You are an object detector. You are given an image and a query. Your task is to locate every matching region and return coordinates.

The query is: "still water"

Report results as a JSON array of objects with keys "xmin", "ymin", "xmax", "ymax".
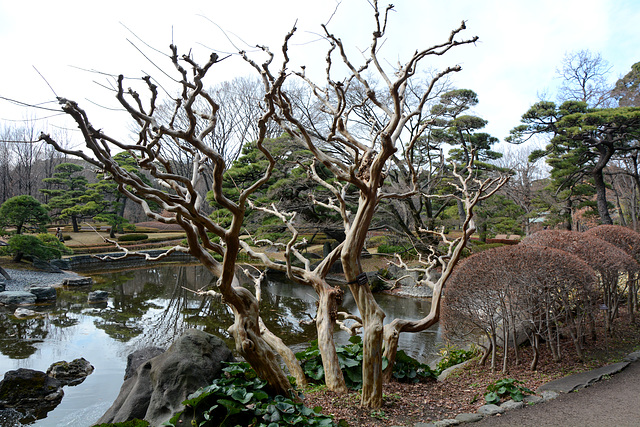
[{"xmin": 0, "ymin": 264, "xmax": 442, "ymax": 426}]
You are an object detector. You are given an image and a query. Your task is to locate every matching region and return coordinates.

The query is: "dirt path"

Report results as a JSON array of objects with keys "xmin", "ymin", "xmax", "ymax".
[{"xmin": 475, "ymin": 361, "xmax": 640, "ymax": 427}]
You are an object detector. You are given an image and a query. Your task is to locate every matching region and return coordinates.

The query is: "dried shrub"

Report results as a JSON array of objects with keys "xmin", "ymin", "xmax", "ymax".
[
  {"xmin": 521, "ymin": 230, "xmax": 640, "ymax": 332},
  {"xmin": 585, "ymin": 225, "xmax": 640, "ymax": 320},
  {"xmin": 443, "ymin": 244, "xmax": 598, "ymax": 372}
]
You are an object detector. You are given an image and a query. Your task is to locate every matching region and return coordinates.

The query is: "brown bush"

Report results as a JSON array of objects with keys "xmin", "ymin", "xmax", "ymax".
[
  {"xmin": 521, "ymin": 230, "xmax": 640, "ymax": 332},
  {"xmin": 443, "ymin": 244, "xmax": 598, "ymax": 372}
]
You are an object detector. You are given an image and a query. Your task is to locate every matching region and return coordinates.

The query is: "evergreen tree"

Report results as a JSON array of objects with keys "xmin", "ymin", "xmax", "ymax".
[
  {"xmin": 509, "ymin": 101, "xmax": 640, "ymax": 225},
  {"xmin": 41, "ymin": 163, "xmax": 103, "ymax": 232},
  {"xmin": 0, "ymin": 195, "xmax": 50, "ymax": 235}
]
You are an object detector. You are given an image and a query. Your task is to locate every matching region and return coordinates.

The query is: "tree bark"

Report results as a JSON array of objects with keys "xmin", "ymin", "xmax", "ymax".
[
  {"xmin": 592, "ymin": 143, "xmax": 614, "ymax": 225},
  {"xmin": 227, "ymin": 286, "xmax": 294, "ymax": 397}
]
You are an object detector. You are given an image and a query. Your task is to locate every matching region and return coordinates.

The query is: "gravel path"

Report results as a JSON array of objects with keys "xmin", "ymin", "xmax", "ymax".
[{"xmin": 1, "ymin": 268, "xmax": 86, "ymax": 291}]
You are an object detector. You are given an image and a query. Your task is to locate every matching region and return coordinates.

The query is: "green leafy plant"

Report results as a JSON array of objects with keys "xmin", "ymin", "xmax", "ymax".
[
  {"xmin": 484, "ymin": 378, "xmax": 534, "ymax": 404},
  {"xmin": 297, "ymin": 336, "xmax": 369, "ymax": 389},
  {"xmin": 164, "ymin": 362, "xmax": 334, "ymax": 427},
  {"xmin": 296, "ymin": 337, "xmax": 437, "ymax": 388},
  {"xmin": 392, "ymin": 350, "xmax": 437, "ymax": 382},
  {"xmin": 436, "ymin": 345, "xmax": 478, "ymax": 373}
]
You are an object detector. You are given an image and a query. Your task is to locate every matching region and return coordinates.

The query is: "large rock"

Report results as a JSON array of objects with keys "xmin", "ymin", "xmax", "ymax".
[
  {"xmin": 49, "ymin": 258, "xmax": 71, "ymax": 270},
  {"xmin": 46, "ymin": 358, "xmax": 94, "ymax": 386},
  {"xmin": 0, "ymin": 368, "xmax": 64, "ymax": 423},
  {"xmin": 124, "ymin": 347, "xmax": 165, "ymax": 380},
  {"xmin": 0, "ymin": 291, "xmax": 36, "ymax": 306},
  {"xmin": 32, "ymin": 257, "xmax": 64, "ymax": 273},
  {"xmin": 13, "ymin": 308, "xmax": 41, "ymax": 319},
  {"xmin": 28, "ymin": 286, "xmax": 57, "ymax": 302},
  {"xmin": 97, "ymin": 329, "xmax": 234, "ymax": 426}
]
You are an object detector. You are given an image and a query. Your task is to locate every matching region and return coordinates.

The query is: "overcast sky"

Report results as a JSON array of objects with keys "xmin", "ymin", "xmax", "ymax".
[{"xmin": 1, "ymin": 0, "xmax": 639, "ymax": 153}]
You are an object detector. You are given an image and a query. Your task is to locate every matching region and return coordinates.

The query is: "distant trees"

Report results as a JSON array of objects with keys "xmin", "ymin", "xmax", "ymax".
[
  {"xmin": 509, "ymin": 101, "xmax": 640, "ymax": 225},
  {"xmin": 2, "ymin": 233, "xmax": 72, "ymax": 262},
  {"xmin": 0, "ymin": 124, "xmax": 68, "ymax": 204},
  {"xmin": 0, "ymin": 195, "xmax": 50, "ymax": 235},
  {"xmin": 507, "ymin": 52, "xmax": 640, "ymax": 229}
]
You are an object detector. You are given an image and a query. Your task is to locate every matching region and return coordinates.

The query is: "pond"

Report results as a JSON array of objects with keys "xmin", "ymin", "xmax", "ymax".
[{"xmin": 0, "ymin": 264, "xmax": 443, "ymax": 426}]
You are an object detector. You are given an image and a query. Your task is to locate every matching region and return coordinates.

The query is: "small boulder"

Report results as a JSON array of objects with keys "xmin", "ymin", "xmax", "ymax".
[
  {"xmin": 0, "ymin": 282, "xmax": 5, "ymax": 292},
  {"xmin": 28, "ymin": 286, "xmax": 57, "ymax": 302},
  {"xmin": 63, "ymin": 277, "xmax": 93, "ymax": 287},
  {"xmin": 0, "ymin": 291, "xmax": 36, "ymax": 306},
  {"xmin": 46, "ymin": 358, "xmax": 94, "ymax": 386},
  {"xmin": 0, "ymin": 369, "xmax": 63, "ymax": 422},
  {"xmin": 88, "ymin": 290, "xmax": 109, "ymax": 304},
  {"xmin": 14, "ymin": 308, "xmax": 41, "ymax": 319},
  {"xmin": 50, "ymin": 258, "xmax": 71, "ymax": 270}
]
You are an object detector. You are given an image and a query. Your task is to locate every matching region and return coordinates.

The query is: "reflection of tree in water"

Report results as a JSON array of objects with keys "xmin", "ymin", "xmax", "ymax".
[
  {"xmin": 0, "ymin": 311, "xmax": 48, "ymax": 359},
  {"xmin": 117, "ymin": 265, "xmax": 321, "ymax": 351},
  {"xmin": 256, "ymin": 280, "xmax": 317, "ymax": 345},
  {"xmin": 126, "ymin": 265, "xmax": 236, "ymax": 350},
  {"xmin": 92, "ymin": 269, "xmax": 167, "ymax": 343}
]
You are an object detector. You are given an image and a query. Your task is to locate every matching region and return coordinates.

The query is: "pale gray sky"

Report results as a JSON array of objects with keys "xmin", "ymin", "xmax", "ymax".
[{"xmin": 1, "ymin": 0, "xmax": 639, "ymax": 150}]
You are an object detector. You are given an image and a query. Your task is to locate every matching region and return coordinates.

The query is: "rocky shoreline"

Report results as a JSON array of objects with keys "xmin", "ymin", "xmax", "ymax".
[{"xmin": 0, "ymin": 268, "xmax": 88, "ymax": 291}]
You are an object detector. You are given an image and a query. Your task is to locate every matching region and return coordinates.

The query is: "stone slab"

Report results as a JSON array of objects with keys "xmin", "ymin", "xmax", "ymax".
[
  {"xmin": 537, "ymin": 362, "xmax": 630, "ymax": 393},
  {"xmin": 455, "ymin": 412, "xmax": 484, "ymax": 423},
  {"xmin": 478, "ymin": 404, "xmax": 504, "ymax": 415}
]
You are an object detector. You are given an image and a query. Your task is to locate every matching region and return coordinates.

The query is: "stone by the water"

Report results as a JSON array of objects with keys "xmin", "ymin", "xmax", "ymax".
[
  {"xmin": 0, "ymin": 368, "xmax": 63, "ymax": 423},
  {"xmin": 87, "ymin": 290, "xmax": 109, "ymax": 304},
  {"xmin": 0, "ymin": 291, "xmax": 36, "ymax": 306},
  {"xmin": 46, "ymin": 358, "xmax": 94, "ymax": 386},
  {"xmin": 27, "ymin": 286, "xmax": 57, "ymax": 302},
  {"xmin": 97, "ymin": 329, "xmax": 234, "ymax": 426},
  {"xmin": 13, "ymin": 308, "xmax": 40, "ymax": 319},
  {"xmin": 62, "ymin": 277, "xmax": 93, "ymax": 287}
]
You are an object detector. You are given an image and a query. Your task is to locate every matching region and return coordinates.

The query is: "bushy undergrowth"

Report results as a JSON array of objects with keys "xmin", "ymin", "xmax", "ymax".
[
  {"xmin": 295, "ymin": 337, "xmax": 478, "ymax": 388},
  {"xmin": 484, "ymin": 378, "xmax": 534, "ymax": 404},
  {"xmin": 165, "ymin": 362, "xmax": 335, "ymax": 427},
  {"xmin": 377, "ymin": 244, "xmax": 417, "ymax": 258}
]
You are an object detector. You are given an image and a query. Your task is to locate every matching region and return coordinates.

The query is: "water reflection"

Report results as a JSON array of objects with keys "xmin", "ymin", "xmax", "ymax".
[{"xmin": 0, "ymin": 264, "xmax": 442, "ymax": 426}]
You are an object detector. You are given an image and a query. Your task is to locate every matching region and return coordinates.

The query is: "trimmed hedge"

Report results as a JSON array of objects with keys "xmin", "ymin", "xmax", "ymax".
[{"xmin": 117, "ymin": 233, "xmax": 149, "ymax": 242}]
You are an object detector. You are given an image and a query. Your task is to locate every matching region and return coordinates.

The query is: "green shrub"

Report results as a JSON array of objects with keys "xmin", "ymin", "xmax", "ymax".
[
  {"xmin": 377, "ymin": 244, "xmax": 417, "ymax": 258},
  {"xmin": 296, "ymin": 336, "xmax": 437, "ymax": 389},
  {"xmin": 117, "ymin": 233, "xmax": 149, "ymax": 242},
  {"xmin": 296, "ymin": 336, "xmax": 366, "ymax": 389},
  {"xmin": 1, "ymin": 233, "xmax": 73, "ymax": 262},
  {"xmin": 436, "ymin": 345, "xmax": 478, "ymax": 373},
  {"xmin": 392, "ymin": 350, "xmax": 438, "ymax": 382},
  {"xmin": 122, "ymin": 223, "xmax": 137, "ymax": 232},
  {"xmin": 484, "ymin": 378, "xmax": 534, "ymax": 404},
  {"xmin": 368, "ymin": 235, "xmax": 388, "ymax": 246},
  {"xmin": 166, "ymin": 362, "xmax": 335, "ymax": 427}
]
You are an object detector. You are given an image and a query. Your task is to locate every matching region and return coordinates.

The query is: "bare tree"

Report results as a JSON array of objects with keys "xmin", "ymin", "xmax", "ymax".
[
  {"xmin": 497, "ymin": 145, "xmax": 546, "ymax": 235},
  {"xmin": 556, "ymin": 49, "xmax": 614, "ymax": 108},
  {"xmin": 258, "ymin": 2, "xmax": 481, "ymax": 407},
  {"xmin": 39, "ymin": 43, "xmax": 297, "ymax": 396}
]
